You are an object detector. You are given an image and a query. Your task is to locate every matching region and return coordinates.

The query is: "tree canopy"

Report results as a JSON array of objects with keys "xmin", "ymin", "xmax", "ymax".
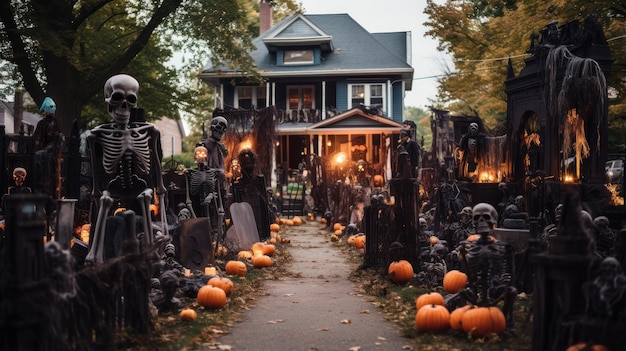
[
  {"xmin": 424, "ymin": 0, "xmax": 626, "ymax": 143},
  {"xmin": 0, "ymin": 0, "xmax": 299, "ymax": 136}
]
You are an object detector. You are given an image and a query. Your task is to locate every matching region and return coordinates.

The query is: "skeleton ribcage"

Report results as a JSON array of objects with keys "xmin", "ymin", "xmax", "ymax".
[
  {"xmin": 189, "ymin": 169, "xmax": 218, "ymax": 197},
  {"xmin": 98, "ymin": 127, "xmax": 151, "ymax": 176}
]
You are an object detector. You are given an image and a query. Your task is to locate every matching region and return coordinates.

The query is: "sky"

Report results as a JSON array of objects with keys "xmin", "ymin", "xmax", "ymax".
[{"xmin": 298, "ymin": 0, "xmax": 454, "ymax": 109}]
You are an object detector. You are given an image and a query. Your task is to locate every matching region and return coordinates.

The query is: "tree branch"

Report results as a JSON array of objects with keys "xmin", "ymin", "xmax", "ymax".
[
  {"xmin": 0, "ymin": 0, "xmax": 45, "ymax": 101},
  {"xmin": 87, "ymin": 0, "xmax": 184, "ymax": 95}
]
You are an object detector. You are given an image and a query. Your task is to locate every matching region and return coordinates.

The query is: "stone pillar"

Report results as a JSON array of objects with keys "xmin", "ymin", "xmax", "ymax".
[{"xmin": 531, "ymin": 191, "xmax": 597, "ymax": 351}]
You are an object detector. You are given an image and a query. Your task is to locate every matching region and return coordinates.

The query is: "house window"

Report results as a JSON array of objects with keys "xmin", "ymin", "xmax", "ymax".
[
  {"xmin": 236, "ymin": 86, "xmax": 267, "ymax": 109},
  {"xmin": 349, "ymin": 83, "xmax": 385, "ymax": 109},
  {"xmin": 287, "ymin": 86, "xmax": 314, "ymax": 110},
  {"xmin": 284, "ymin": 50, "xmax": 314, "ymax": 65}
]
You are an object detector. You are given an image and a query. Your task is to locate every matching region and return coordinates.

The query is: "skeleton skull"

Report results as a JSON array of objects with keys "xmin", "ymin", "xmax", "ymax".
[
  {"xmin": 459, "ymin": 206, "xmax": 473, "ymax": 224},
  {"xmin": 593, "ymin": 216, "xmax": 610, "ymax": 231},
  {"xmin": 419, "ymin": 217, "xmax": 427, "ymax": 232},
  {"xmin": 210, "ymin": 116, "xmax": 228, "ymax": 141},
  {"xmin": 472, "ymin": 203, "xmax": 498, "ymax": 234},
  {"xmin": 104, "ymin": 74, "xmax": 139, "ymax": 124},
  {"xmin": 469, "ymin": 122, "xmax": 479, "ymax": 135},
  {"xmin": 194, "ymin": 146, "xmax": 208, "ymax": 164},
  {"xmin": 12, "ymin": 167, "xmax": 27, "ymax": 186},
  {"xmin": 554, "ymin": 204, "xmax": 564, "ymax": 222}
]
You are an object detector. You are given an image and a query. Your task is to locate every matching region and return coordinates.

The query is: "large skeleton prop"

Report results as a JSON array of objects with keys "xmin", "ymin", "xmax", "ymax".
[
  {"xmin": 457, "ymin": 203, "xmax": 517, "ymax": 328},
  {"xmin": 85, "ymin": 74, "xmax": 168, "ymax": 265}
]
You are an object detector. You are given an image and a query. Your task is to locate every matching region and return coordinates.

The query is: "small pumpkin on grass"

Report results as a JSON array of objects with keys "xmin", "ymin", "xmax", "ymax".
[
  {"xmin": 354, "ymin": 235, "xmax": 366, "ymax": 249},
  {"xmin": 208, "ymin": 276, "xmax": 234, "ymax": 296},
  {"xmin": 443, "ymin": 270, "xmax": 468, "ymax": 293},
  {"xmin": 252, "ymin": 254, "xmax": 273, "ymax": 268},
  {"xmin": 449, "ymin": 304, "xmax": 474, "ymax": 330},
  {"xmin": 565, "ymin": 343, "xmax": 610, "ymax": 351},
  {"xmin": 415, "ymin": 291, "xmax": 445, "ymax": 311},
  {"xmin": 197, "ymin": 285, "xmax": 227, "ymax": 309},
  {"xmin": 461, "ymin": 306, "xmax": 506, "ymax": 337},
  {"xmin": 225, "ymin": 260, "xmax": 247, "ymax": 277},
  {"xmin": 179, "ymin": 308, "xmax": 197, "ymax": 321},
  {"xmin": 415, "ymin": 304, "xmax": 450, "ymax": 332},
  {"xmin": 388, "ymin": 260, "xmax": 414, "ymax": 284}
]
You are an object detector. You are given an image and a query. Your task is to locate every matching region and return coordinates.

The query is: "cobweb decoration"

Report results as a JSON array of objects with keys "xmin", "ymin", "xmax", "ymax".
[{"xmin": 545, "ymin": 46, "xmax": 607, "ymax": 162}]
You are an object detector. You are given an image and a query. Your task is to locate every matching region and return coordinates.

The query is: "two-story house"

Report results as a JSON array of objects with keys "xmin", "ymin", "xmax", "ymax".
[{"xmin": 199, "ymin": 7, "xmax": 414, "ymax": 184}]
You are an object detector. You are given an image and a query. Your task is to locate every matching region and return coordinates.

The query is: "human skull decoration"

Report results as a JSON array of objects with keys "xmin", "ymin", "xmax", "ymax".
[
  {"xmin": 593, "ymin": 216, "xmax": 610, "ymax": 231},
  {"xmin": 554, "ymin": 204, "xmax": 564, "ymax": 223},
  {"xmin": 472, "ymin": 203, "xmax": 498, "ymax": 234},
  {"xmin": 419, "ymin": 217, "xmax": 427, "ymax": 232},
  {"xmin": 12, "ymin": 167, "xmax": 27, "ymax": 187},
  {"xmin": 459, "ymin": 206, "xmax": 473, "ymax": 224},
  {"xmin": 210, "ymin": 116, "xmax": 228, "ymax": 141},
  {"xmin": 469, "ymin": 122, "xmax": 479, "ymax": 135},
  {"xmin": 104, "ymin": 74, "xmax": 139, "ymax": 124},
  {"xmin": 194, "ymin": 145, "xmax": 208, "ymax": 164}
]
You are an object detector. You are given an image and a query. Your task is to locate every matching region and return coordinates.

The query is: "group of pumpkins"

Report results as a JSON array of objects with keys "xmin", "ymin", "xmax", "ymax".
[
  {"xmin": 180, "ymin": 221, "xmax": 286, "ymax": 321},
  {"xmin": 327, "ymin": 222, "xmax": 366, "ymax": 250},
  {"xmin": 387, "ymin": 260, "xmax": 508, "ymax": 338}
]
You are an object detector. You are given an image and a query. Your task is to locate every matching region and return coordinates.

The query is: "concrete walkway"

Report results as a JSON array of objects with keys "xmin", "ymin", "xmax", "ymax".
[{"xmin": 214, "ymin": 220, "xmax": 414, "ymax": 351}]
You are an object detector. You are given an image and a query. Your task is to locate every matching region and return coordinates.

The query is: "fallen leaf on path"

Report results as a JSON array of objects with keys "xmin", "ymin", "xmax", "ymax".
[
  {"xmin": 340, "ymin": 319, "xmax": 352, "ymax": 324},
  {"xmin": 359, "ymin": 309, "xmax": 370, "ymax": 314},
  {"xmin": 320, "ymin": 327, "xmax": 329, "ymax": 331},
  {"xmin": 349, "ymin": 347, "xmax": 361, "ymax": 351},
  {"xmin": 267, "ymin": 319, "xmax": 284, "ymax": 324},
  {"xmin": 377, "ymin": 336, "xmax": 386, "ymax": 341}
]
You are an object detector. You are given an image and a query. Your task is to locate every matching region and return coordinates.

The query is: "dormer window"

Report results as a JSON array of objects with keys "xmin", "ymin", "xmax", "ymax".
[{"xmin": 284, "ymin": 50, "xmax": 314, "ymax": 65}]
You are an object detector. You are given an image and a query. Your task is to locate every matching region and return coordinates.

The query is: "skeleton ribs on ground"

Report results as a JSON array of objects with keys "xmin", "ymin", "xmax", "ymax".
[{"xmin": 85, "ymin": 74, "xmax": 168, "ymax": 265}]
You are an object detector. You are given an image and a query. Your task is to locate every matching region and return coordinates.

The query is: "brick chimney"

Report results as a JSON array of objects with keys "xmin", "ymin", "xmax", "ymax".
[{"xmin": 259, "ymin": 1, "xmax": 272, "ymax": 35}]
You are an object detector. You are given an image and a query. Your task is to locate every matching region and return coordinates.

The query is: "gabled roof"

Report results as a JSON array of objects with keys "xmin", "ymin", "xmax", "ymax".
[
  {"xmin": 201, "ymin": 13, "xmax": 413, "ymax": 87},
  {"xmin": 262, "ymin": 15, "xmax": 333, "ymax": 52},
  {"xmin": 277, "ymin": 107, "xmax": 403, "ymax": 135}
]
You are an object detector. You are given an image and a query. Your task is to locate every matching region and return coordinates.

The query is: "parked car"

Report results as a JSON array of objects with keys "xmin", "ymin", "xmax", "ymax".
[{"xmin": 605, "ymin": 159, "xmax": 623, "ymax": 182}]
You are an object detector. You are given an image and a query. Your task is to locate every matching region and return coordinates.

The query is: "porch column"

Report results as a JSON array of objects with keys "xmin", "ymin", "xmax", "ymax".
[
  {"xmin": 387, "ymin": 80, "xmax": 392, "ymax": 119},
  {"xmin": 219, "ymin": 84, "xmax": 224, "ymax": 109},
  {"xmin": 272, "ymin": 82, "xmax": 276, "ymax": 106},
  {"xmin": 271, "ymin": 145, "xmax": 276, "ymax": 188},
  {"xmin": 322, "ymin": 81, "xmax": 326, "ymax": 120},
  {"xmin": 266, "ymin": 82, "xmax": 271, "ymax": 106},
  {"xmin": 317, "ymin": 135, "xmax": 323, "ymax": 158}
]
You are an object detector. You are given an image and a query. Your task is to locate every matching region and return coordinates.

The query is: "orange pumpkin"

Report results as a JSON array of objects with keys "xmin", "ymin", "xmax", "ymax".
[
  {"xmin": 373, "ymin": 174, "xmax": 384, "ymax": 187},
  {"xmin": 292, "ymin": 216, "xmax": 303, "ymax": 225},
  {"xmin": 225, "ymin": 260, "xmax": 247, "ymax": 277},
  {"xmin": 461, "ymin": 306, "xmax": 506, "ymax": 337},
  {"xmin": 270, "ymin": 223, "xmax": 280, "ymax": 232},
  {"xmin": 415, "ymin": 304, "xmax": 450, "ymax": 332},
  {"xmin": 262, "ymin": 244, "xmax": 276, "ymax": 256},
  {"xmin": 443, "ymin": 270, "xmax": 468, "ymax": 293},
  {"xmin": 237, "ymin": 250, "xmax": 253, "ymax": 260},
  {"xmin": 449, "ymin": 304, "xmax": 474, "ymax": 330},
  {"xmin": 208, "ymin": 276, "xmax": 234, "ymax": 296},
  {"xmin": 333, "ymin": 223, "xmax": 343, "ymax": 231},
  {"xmin": 415, "ymin": 292, "xmax": 445, "ymax": 311},
  {"xmin": 197, "ymin": 285, "xmax": 227, "ymax": 309},
  {"xmin": 347, "ymin": 234, "xmax": 357, "ymax": 245},
  {"xmin": 252, "ymin": 254, "xmax": 273, "ymax": 268},
  {"xmin": 566, "ymin": 343, "xmax": 610, "ymax": 351},
  {"xmin": 251, "ymin": 242, "xmax": 266, "ymax": 256},
  {"xmin": 354, "ymin": 235, "xmax": 366, "ymax": 249},
  {"xmin": 388, "ymin": 260, "xmax": 414, "ymax": 284},
  {"xmin": 334, "ymin": 229, "xmax": 343, "ymax": 236},
  {"xmin": 429, "ymin": 236, "xmax": 440, "ymax": 245},
  {"xmin": 320, "ymin": 218, "xmax": 327, "ymax": 224},
  {"xmin": 179, "ymin": 308, "xmax": 197, "ymax": 321}
]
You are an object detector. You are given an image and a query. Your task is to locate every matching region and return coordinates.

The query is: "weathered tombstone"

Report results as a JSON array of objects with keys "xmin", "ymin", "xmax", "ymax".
[
  {"xmin": 226, "ymin": 202, "xmax": 260, "ymax": 252},
  {"xmin": 0, "ymin": 194, "xmax": 49, "ymax": 350},
  {"xmin": 178, "ymin": 218, "xmax": 215, "ymax": 271}
]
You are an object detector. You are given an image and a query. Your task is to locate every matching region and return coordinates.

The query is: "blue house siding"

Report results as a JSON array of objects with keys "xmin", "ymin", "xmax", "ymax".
[
  {"xmin": 336, "ymin": 81, "xmax": 348, "ymax": 112},
  {"xmin": 392, "ymin": 83, "xmax": 404, "ymax": 123}
]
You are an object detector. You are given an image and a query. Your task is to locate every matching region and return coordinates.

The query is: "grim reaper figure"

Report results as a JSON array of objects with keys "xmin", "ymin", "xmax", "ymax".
[{"xmin": 85, "ymin": 74, "xmax": 168, "ymax": 265}]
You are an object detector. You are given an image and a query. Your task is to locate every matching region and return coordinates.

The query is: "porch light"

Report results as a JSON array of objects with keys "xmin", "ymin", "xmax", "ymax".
[{"xmin": 334, "ymin": 152, "xmax": 346, "ymax": 166}]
